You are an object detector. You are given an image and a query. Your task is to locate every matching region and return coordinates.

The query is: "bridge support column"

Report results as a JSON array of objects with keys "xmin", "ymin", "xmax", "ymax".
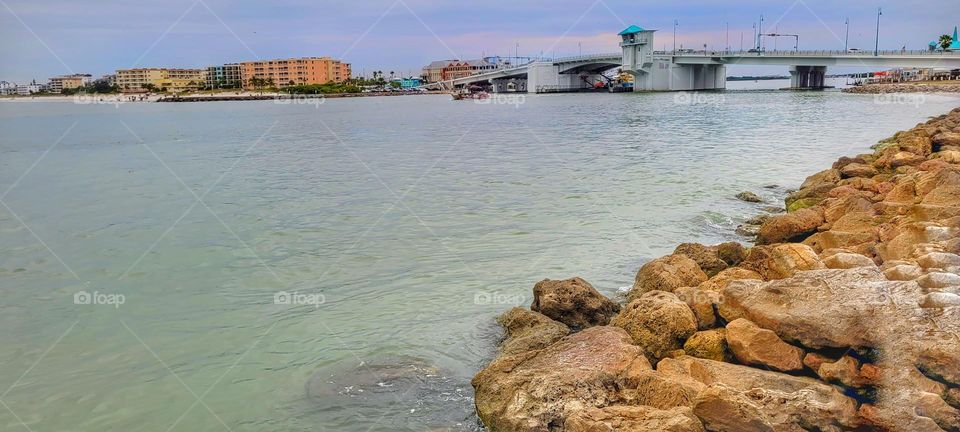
[
  {"xmin": 789, "ymin": 65, "xmax": 828, "ymax": 89},
  {"xmin": 489, "ymin": 78, "xmax": 527, "ymax": 93}
]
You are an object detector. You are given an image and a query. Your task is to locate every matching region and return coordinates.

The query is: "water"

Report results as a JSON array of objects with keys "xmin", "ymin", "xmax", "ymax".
[{"xmin": 1, "ymin": 88, "xmax": 958, "ymax": 432}]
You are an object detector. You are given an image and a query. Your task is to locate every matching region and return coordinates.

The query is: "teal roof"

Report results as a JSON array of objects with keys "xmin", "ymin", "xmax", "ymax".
[
  {"xmin": 618, "ymin": 25, "xmax": 645, "ymax": 35},
  {"xmin": 951, "ymin": 26, "xmax": 960, "ymax": 49}
]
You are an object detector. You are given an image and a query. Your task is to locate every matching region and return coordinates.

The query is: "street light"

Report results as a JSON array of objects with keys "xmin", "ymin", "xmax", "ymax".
[
  {"xmin": 673, "ymin": 19, "xmax": 678, "ymax": 53},
  {"xmin": 758, "ymin": 14, "xmax": 764, "ymax": 50},
  {"xmin": 874, "ymin": 8, "xmax": 882, "ymax": 56},
  {"xmin": 844, "ymin": 18, "xmax": 850, "ymax": 51}
]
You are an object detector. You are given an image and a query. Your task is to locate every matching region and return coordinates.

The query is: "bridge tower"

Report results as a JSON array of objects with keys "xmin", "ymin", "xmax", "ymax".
[{"xmin": 619, "ymin": 25, "xmax": 655, "ymax": 89}]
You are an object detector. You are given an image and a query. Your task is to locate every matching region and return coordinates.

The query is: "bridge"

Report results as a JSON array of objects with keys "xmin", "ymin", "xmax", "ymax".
[{"xmin": 427, "ymin": 25, "xmax": 960, "ymax": 93}]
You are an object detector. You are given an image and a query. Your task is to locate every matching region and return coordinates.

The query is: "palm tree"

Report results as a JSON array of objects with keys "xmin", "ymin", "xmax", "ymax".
[{"xmin": 940, "ymin": 34, "xmax": 953, "ymax": 51}]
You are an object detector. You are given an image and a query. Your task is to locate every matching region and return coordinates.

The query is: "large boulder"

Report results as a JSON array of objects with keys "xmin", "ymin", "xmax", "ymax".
[
  {"xmin": 682, "ymin": 329, "xmax": 729, "ymax": 362},
  {"xmin": 673, "ymin": 243, "xmax": 728, "ymax": 277},
  {"xmin": 739, "ymin": 243, "xmax": 825, "ymax": 280},
  {"xmin": 611, "ymin": 291, "xmax": 698, "ymax": 360},
  {"xmin": 562, "ymin": 406, "xmax": 705, "ymax": 432},
  {"xmin": 756, "ymin": 207, "xmax": 824, "ymax": 244},
  {"xmin": 532, "ymin": 277, "xmax": 620, "ymax": 330},
  {"xmin": 630, "ymin": 254, "xmax": 708, "ymax": 300},
  {"xmin": 496, "ymin": 307, "xmax": 570, "ymax": 356},
  {"xmin": 725, "ymin": 318, "xmax": 805, "ymax": 372},
  {"xmin": 472, "ymin": 326, "xmax": 652, "ymax": 432},
  {"xmin": 657, "ymin": 356, "xmax": 861, "ymax": 432}
]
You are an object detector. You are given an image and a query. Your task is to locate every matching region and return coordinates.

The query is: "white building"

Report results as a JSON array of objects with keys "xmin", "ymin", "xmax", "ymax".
[
  {"xmin": 0, "ymin": 81, "xmax": 16, "ymax": 95},
  {"xmin": 16, "ymin": 83, "xmax": 44, "ymax": 95}
]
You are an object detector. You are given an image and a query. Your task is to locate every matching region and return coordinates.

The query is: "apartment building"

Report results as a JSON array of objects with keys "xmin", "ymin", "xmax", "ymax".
[
  {"xmin": 420, "ymin": 58, "xmax": 505, "ymax": 83},
  {"xmin": 238, "ymin": 57, "xmax": 351, "ymax": 89},
  {"xmin": 47, "ymin": 74, "xmax": 93, "ymax": 93},
  {"xmin": 205, "ymin": 64, "xmax": 242, "ymax": 89},
  {"xmin": 115, "ymin": 68, "xmax": 207, "ymax": 92}
]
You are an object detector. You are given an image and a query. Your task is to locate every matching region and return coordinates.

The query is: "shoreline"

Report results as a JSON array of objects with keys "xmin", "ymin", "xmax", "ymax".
[
  {"xmin": 844, "ymin": 82, "xmax": 960, "ymax": 94},
  {"xmin": 472, "ymin": 107, "xmax": 960, "ymax": 430},
  {"xmin": 0, "ymin": 91, "xmax": 443, "ymax": 103}
]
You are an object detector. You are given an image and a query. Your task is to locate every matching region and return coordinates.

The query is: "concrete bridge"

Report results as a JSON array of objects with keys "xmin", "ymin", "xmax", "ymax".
[{"xmin": 428, "ymin": 25, "xmax": 960, "ymax": 93}]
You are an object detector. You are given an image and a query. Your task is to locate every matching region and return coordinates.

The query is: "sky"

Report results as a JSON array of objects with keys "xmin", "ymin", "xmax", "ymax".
[{"xmin": 1, "ymin": 0, "xmax": 958, "ymax": 82}]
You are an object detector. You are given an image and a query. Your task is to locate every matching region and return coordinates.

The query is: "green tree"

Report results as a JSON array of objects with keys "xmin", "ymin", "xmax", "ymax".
[{"xmin": 940, "ymin": 34, "xmax": 954, "ymax": 51}]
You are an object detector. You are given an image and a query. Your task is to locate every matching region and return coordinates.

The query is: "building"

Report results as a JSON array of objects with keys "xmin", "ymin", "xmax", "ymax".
[
  {"xmin": 397, "ymin": 77, "xmax": 422, "ymax": 88},
  {"xmin": 238, "ymin": 57, "xmax": 351, "ymax": 89},
  {"xmin": 420, "ymin": 57, "xmax": 507, "ymax": 83},
  {"xmin": 47, "ymin": 74, "xmax": 92, "ymax": 93},
  {"xmin": 0, "ymin": 81, "xmax": 16, "ymax": 95},
  {"xmin": 16, "ymin": 82, "xmax": 44, "ymax": 95},
  {"xmin": 951, "ymin": 27, "xmax": 960, "ymax": 51},
  {"xmin": 205, "ymin": 63, "xmax": 242, "ymax": 89},
  {"xmin": 115, "ymin": 68, "xmax": 207, "ymax": 92}
]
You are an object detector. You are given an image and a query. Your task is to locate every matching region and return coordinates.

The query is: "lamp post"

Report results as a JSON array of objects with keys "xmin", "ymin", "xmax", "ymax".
[
  {"xmin": 844, "ymin": 18, "xmax": 850, "ymax": 51},
  {"xmin": 758, "ymin": 14, "xmax": 764, "ymax": 50},
  {"xmin": 874, "ymin": 8, "xmax": 882, "ymax": 56},
  {"xmin": 673, "ymin": 19, "xmax": 678, "ymax": 53}
]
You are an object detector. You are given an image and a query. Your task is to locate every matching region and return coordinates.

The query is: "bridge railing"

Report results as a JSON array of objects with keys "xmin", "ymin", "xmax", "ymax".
[
  {"xmin": 549, "ymin": 53, "xmax": 624, "ymax": 63},
  {"xmin": 656, "ymin": 49, "xmax": 960, "ymax": 57}
]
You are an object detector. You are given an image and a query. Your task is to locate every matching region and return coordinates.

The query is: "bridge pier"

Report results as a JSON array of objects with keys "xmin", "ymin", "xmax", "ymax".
[
  {"xmin": 489, "ymin": 78, "xmax": 527, "ymax": 93},
  {"xmin": 789, "ymin": 65, "xmax": 828, "ymax": 89}
]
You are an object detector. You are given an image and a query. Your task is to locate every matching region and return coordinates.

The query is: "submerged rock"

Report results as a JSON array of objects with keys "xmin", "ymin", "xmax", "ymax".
[{"xmin": 736, "ymin": 191, "xmax": 763, "ymax": 203}]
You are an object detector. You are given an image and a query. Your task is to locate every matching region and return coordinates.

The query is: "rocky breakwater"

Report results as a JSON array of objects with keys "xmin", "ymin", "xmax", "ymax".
[
  {"xmin": 471, "ymin": 107, "xmax": 960, "ymax": 431},
  {"xmin": 843, "ymin": 83, "xmax": 960, "ymax": 94}
]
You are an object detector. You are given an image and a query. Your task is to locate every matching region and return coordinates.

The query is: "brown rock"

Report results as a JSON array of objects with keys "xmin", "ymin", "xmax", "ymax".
[
  {"xmin": 697, "ymin": 266, "xmax": 763, "ymax": 292},
  {"xmin": 532, "ymin": 277, "xmax": 620, "ymax": 330},
  {"xmin": 611, "ymin": 291, "xmax": 698, "ymax": 360},
  {"xmin": 683, "ymin": 329, "xmax": 729, "ymax": 362},
  {"xmin": 840, "ymin": 162, "xmax": 878, "ymax": 179},
  {"xmin": 822, "ymin": 252, "xmax": 877, "ymax": 269},
  {"xmin": 725, "ymin": 318, "xmax": 805, "ymax": 372},
  {"xmin": 756, "ymin": 207, "xmax": 824, "ymax": 244},
  {"xmin": 674, "ymin": 286, "xmax": 721, "ymax": 329},
  {"xmin": 630, "ymin": 254, "xmax": 708, "ymax": 299},
  {"xmin": 472, "ymin": 326, "xmax": 652, "ymax": 432},
  {"xmin": 496, "ymin": 308, "xmax": 570, "ymax": 356},
  {"xmin": 673, "ymin": 243, "xmax": 728, "ymax": 277},
  {"xmin": 739, "ymin": 243, "xmax": 825, "ymax": 280},
  {"xmin": 563, "ymin": 406, "xmax": 705, "ymax": 432},
  {"xmin": 716, "ymin": 242, "xmax": 747, "ymax": 266}
]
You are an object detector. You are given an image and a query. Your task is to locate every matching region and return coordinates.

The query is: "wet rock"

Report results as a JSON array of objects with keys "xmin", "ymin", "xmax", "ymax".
[
  {"xmin": 563, "ymin": 406, "xmax": 705, "ymax": 432},
  {"xmin": 716, "ymin": 242, "xmax": 747, "ymax": 267},
  {"xmin": 472, "ymin": 326, "xmax": 651, "ymax": 432},
  {"xmin": 532, "ymin": 277, "xmax": 620, "ymax": 330},
  {"xmin": 611, "ymin": 291, "xmax": 697, "ymax": 360},
  {"xmin": 496, "ymin": 307, "xmax": 569, "ymax": 356},
  {"xmin": 736, "ymin": 191, "xmax": 763, "ymax": 203},
  {"xmin": 725, "ymin": 318, "xmax": 804, "ymax": 372},
  {"xmin": 756, "ymin": 207, "xmax": 824, "ymax": 244},
  {"xmin": 630, "ymin": 254, "xmax": 707, "ymax": 300},
  {"xmin": 682, "ymin": 329, "xmax": 729, "ymax": 362},
  {"xmin": 673, "ymin": 243, "xmax": 728, "ymax": 277},
  {"xmin": 739, "ymin": 243, "xmax": 825, "ymax": 280}
]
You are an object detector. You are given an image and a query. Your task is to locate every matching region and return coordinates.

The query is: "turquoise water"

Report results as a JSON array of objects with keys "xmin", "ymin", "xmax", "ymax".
[{"xmin": 1, "ymin": 89, "xmax": 958, "ymax": 431}]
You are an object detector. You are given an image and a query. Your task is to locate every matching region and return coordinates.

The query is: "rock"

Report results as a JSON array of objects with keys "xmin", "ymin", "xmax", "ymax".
[
  {"xmin": 822, "ymin": 252, "xmax": 877, "ymax": 269},
  {"xmin": 840, "ymin": 162, "xmax": 878, "ymax": 179},
  {"xmin": 816, "ymin": 355, "xmax": 865, "ymax": 387},
  {"xmin": 532, "ymin": 277, "xmax": 620, "ymax": 330},
  {"xmin": 472, "ymin": 326, "xmax": 652, "ymax": 432},
  {"xmin": 883, "ymin": 263, "xmax": 924, "ymax": 280},
  {"xmin": 800, "ymin": 168, "xmax": 841, "ymax": 189},
  {"xmin": 673, "ymin": 243, "xmax": 728, "ymax": 277},
  {"xmin": 933, "ymin": 131, "xmax": 960, "ymax": 148},
  {"xmin": 630, "ymin": 254, "xmax": 708, "ymax": 299},
  {"xmin": 739, "ymin": 243, "xmax": 825, "ymax": 280},
  {"xmin": 756, "ymin": 207, "xmax": 824, "ymax": 244},
  {"xmin": 674, "ymin": 286, "xmax": 721, "ymax": 329},
  {"xmin": 736, "ymin": 191, "xmax": 763, "ymax": 203},
  {"xmin": 915, "ymin": 272, "xmax": 960, "ymax": 290},
  {"xmin": 920, "ymin": 292, "xmax": 960, "ymax": 308},
  {"xmin": 716, "ymin": 242, "xmax": 747, "ymax": 266},
  {"xmin": 563, "ymin": 406, "xmax": 705, "ymax": 432},
  {"xmin": 697, "ymin": 267, "xmax": 763, "ymax": 292},
  {"xmin": 917, "ymin": 251, "xmax": 960, "ymax": 269},
  {"xmin": 611, "ymin": 291, "xmax": 698, "ymax": 360},
  {"xmin": 725, "ymin": 318, "xmax": 805, "ymax": 372},
  {"xmin": 683, "ymin": 329, "xmax": 729, "ymax": 362},
  {"xmin": 657, "ymin": 356, "xmax": 860, "ymax": 431},
  {"xmin": 735, "ymin": 223, "xmax": 760, "ymax": 238},
  {"xmin": 786, "ymin": 196, "xmax": 823, "ymax": 213},
  {"xmin": 496, "ymin": 307, "xmax": 570, "ymax": 356}
]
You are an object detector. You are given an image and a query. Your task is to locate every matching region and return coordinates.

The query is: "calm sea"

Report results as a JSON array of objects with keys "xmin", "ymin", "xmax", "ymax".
[{"xmin": 1, "ymin": 83, "xmax": 957, "ymax": 431}]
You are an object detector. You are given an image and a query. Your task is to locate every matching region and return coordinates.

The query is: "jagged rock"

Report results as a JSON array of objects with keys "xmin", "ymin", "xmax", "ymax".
[
  {"xmin": 683, "ymin": 329, "xmax": 729, "ymax": 362},
  {"xmin": 611, "ymin": 291, "xmax": 697, "ymax": 360},
  {"xmin": 756, "ymin": 207, "xmax": 824, "ymax": 244},
  {"xmin": 716, "ymin": 242, "xmax": 747, "ymax": 266},
  {"xmin": 496, "ymin": 308, "xmax": 570, "ymax": 356},
  {"xmin": 800, "ymin": 168, "xmax": 841, "ymax": 189},
  {"xmin": 725, "ymin": 318, "xmax": 805, "ymax": 372},
  {"xmin": 816, "ymin": 355, "xmax": 866, "ymax": 387},
  {"xmin": 532, "ymin": 277, "xmax": 620, "ymax": 330},
  {"xmin": 673, "ymin": 243, "xmax": 728, "ymax": 277},
  {"xmin": 933, "ymin": 131, "xmax": 960, "ymax": 148},
  {"xmin": 739, "ymin": 243, "xmax": 825, "ymax": 280},
  {"xmin": 562, "ymin": 406, "xmax": 705, "ymax": 432},
  {"xmin": 841, "ymin": 162, "xmax": 878, "ymax": 179},
  {"xmin": 630, "ymin": 254, "xmax": 707, "ymax": 300},
  {"xmin": 657, "ymin": 356, "xmax": 860, "ymax": 432},
  {"xmin": 472, "ymin": 326, "xmax": 652, "ymax": 432},
  {"xmin": 736, "ymin": 191, "xmax": 763, "ymax": 203}
]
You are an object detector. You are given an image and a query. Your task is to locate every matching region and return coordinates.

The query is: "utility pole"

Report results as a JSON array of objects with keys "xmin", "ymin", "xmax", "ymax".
[
  {"xmin": 673, "ymin": 19, "xmax": 678, "ymax": 53},
  {"xmin": 740, "ymin": 32, "xmax": 744, "ymax": 51},
  {"xmin": 726, "ymin": 22, "xmax": 730, "ymax": 52},
  {"xmin": 752, "ymin": 23, "xmax": 757, "ymax": 50},
  {"xmin": 844, "ymin": 18, "xmax": 850, "ymax": 51},
  {"xmin": 874, "ymin": 8, "xmax": 882, "ymax": 56},
  {"xmin": 758, "ymin": 15, "xmax": 764, "ymax": 50}
]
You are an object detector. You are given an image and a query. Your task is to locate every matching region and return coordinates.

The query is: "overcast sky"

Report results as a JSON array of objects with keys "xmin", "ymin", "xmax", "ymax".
[{"xmin": 1, "ymin": 0, "xmax": 957, "ymax": 81}]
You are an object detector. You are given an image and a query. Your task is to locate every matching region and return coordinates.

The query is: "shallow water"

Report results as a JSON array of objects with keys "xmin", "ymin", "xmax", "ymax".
[{"xmin": 1, "ymin": 87, "xmax": 958, "ymax": 431}]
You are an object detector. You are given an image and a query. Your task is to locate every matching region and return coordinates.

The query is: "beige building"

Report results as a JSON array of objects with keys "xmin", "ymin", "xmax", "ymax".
[
  {"xmin": 238, "ymin": 57, "xmax": 351, "ymax": 89},
  {"xmin": 115, "ymin": 68, "xmax": 207, "ymax": 92},
  {"xmin": 47, "ymin": 74, "xmax": 92, "ymax": 93}
]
